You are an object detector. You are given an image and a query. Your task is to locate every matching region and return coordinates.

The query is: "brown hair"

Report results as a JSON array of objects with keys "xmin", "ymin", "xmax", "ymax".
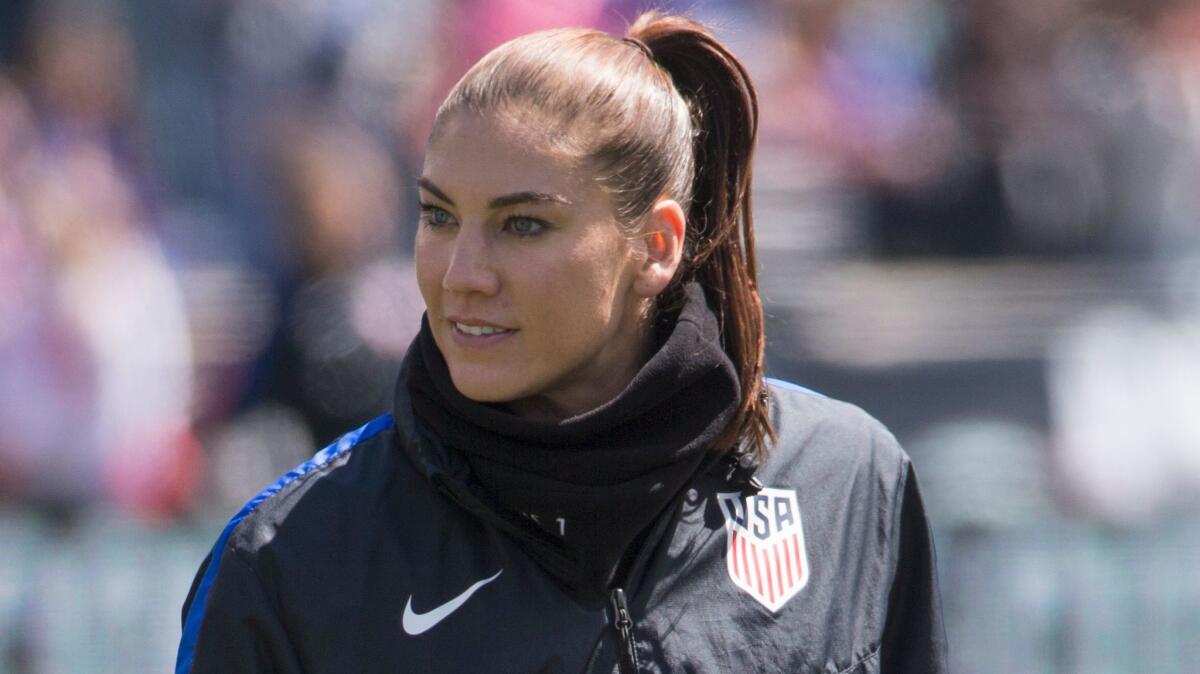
[{"xmin": 431, "ymin": 11, "xmax": 775, "ymax": 457}]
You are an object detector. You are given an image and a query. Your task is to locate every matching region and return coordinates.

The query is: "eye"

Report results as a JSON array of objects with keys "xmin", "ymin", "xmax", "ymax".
[
  {"xmin": 419, "ymin": 204, "xmax": 454, "ymax": 228},
  {"xmin": 505, "ymin": 216, "xmax": 547, "ymax": 238}
]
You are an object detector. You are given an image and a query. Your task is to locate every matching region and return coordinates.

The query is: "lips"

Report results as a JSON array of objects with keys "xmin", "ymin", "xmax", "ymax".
[
  {"xmin": 453, "ymin": 322, "xmax": 513, "ymax": 336},
  {"xmin": 446, "ymin": 317, "xmax": 517, "ymax": 346}
]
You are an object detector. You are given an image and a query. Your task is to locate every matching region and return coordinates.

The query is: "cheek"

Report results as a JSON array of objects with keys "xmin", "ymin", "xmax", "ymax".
[
  {"xmin": 568, "ymin": 230, "xmax": 637, "ymax": 300},
  {"xmin": 527, "ymin": 237, "xmax": 632, "ymax": 327},
  {"xmin": 414, "ymin": 235, "xmax": 446, "ymax": 311}
]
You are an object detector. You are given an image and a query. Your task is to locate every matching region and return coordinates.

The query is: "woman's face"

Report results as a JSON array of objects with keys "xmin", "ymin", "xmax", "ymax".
[{"xmin": 415, "ymin": 112, "xmax": 651, "ymax": 419}]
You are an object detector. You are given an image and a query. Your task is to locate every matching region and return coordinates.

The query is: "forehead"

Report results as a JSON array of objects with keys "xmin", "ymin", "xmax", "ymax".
[{"xmin": 422, "ymin": 111, "xmax": 596, "ymax": 201}]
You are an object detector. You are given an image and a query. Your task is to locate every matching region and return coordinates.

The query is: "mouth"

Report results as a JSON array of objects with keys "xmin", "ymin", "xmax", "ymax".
[
  {"xmin": 452, "ymin": 322, "xmax": 515, "ymax": 337},
  {"xmin": 446, "ymin": 318, "xmax": 518, "ymax": 347}
]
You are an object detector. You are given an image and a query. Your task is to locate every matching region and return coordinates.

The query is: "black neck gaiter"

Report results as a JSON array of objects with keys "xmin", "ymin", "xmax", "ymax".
[{"xmin": 406, "ymin": 283, "xmax": 740, "ymax": 592}]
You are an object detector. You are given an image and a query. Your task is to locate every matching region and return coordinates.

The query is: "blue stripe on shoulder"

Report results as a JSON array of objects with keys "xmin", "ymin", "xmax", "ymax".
[
  {"xmin": 175, "ymin": 414, "xmax": 394, "ymax": 674},
  {"xmin": 765, "ymin": 376, "xmax": 827, "ymax": 399}
]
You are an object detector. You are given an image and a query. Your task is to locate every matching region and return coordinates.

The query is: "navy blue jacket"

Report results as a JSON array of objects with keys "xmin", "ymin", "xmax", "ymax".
[{"xmin": 177, "ymin": 376, "xmax": 946, "ymax": 673}]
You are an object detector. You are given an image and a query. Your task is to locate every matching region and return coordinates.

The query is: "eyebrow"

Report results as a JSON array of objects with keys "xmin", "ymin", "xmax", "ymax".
[{"xmin": 417, "ymin": 178, "xmax": 572, "ymax": 209}]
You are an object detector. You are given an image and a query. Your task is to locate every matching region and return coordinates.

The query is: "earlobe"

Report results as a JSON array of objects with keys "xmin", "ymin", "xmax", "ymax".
[{"xmin": 634, "ymin": 198, "xmax": 686, "ymax": 297}]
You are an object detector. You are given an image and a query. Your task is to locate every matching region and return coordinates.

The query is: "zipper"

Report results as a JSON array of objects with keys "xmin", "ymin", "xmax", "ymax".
[{"xmin": 609, "ymin": 588, "xmax": 639, "ymax": 673}]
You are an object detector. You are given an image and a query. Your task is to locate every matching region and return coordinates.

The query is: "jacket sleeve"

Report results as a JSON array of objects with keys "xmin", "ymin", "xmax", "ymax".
[
  {"xmin": 177, "ymin": 544, "xmax": 303, "ymax": 674},
  {"xmin": 879, "ymin": 462, "xmax": 949, "ymax": 672}
]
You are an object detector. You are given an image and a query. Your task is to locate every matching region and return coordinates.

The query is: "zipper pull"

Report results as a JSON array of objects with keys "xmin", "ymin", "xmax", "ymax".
[
  {"xmin": 723, "ymin": 450, "xmax": 763, "ymax": 492},
  {"xmin": 609, "ymin": 588, "xmax": 639, "ymax": 673}
]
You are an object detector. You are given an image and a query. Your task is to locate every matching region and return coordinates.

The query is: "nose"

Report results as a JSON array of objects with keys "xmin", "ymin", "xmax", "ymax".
[{"xmin": 442, "ymin": 225, "xmax": 500, "ymax": 296}]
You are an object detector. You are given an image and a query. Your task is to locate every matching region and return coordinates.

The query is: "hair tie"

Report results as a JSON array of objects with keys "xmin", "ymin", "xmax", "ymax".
[{"xmin": 621, "ymin": 36, "xmax": 654, "ymax": 60}]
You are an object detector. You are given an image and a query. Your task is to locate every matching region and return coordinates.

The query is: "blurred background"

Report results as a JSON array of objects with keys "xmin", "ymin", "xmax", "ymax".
[{"xmin": 0, "ymin": 0, "xmax": 1197, "ymax": 671}]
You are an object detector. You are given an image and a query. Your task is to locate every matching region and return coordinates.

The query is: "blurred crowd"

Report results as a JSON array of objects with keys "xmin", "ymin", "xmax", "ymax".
[{"xmin": 0, "ymin": 0, "xmax": 1198, "ymax": 671}]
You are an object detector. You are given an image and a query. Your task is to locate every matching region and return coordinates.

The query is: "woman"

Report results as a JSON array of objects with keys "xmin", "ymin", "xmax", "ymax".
[{"xmin": 177, "ymin": 12, "xmax": 946, "ymax": 673}]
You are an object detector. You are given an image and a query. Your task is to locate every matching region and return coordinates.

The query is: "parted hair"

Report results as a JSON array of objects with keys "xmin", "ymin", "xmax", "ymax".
[{"xmin": 431, "ymin": 11, "xmax": 775, "ymax": 457}]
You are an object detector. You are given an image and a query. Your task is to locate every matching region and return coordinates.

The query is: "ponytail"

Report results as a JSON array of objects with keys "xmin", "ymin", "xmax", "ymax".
[{"xmin": 629, "ymin": 13, "xmax": 775, "ymax": 458}]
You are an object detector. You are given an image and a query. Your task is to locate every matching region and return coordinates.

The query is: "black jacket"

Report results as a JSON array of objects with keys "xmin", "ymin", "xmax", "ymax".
[{"xmin": 177, "ymin": 376, "xmax": 946, "ymax": 673}]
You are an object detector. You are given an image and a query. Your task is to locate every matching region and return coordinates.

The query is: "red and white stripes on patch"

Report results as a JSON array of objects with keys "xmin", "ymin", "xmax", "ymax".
[{"xmin": 728, "ymin": 530, "xmax": 805, "ymax": 609}]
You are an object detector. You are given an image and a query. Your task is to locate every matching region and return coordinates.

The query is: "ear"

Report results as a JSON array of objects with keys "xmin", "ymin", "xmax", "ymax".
[{"xmin": 633, "ymin": 198, "xmax": 686, "ymax": 298}]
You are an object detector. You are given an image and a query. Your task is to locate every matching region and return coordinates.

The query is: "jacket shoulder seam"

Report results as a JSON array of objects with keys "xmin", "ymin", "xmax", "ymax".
[
  {"xmin": 764, "ymin": 376, "xmax": 827, "ymax": 399},
  {"xmin": 229, "ymin": 414, "xmax": 395, "ymax": 538}
]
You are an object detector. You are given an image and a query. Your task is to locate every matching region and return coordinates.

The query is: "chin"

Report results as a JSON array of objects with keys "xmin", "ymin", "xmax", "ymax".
[{"xmin": 446, "ymin": 363, "xmax": 527, "ymax": 403}]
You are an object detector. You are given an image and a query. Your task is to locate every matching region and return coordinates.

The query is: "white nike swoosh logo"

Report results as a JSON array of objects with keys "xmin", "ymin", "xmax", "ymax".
[{"xmin": 402, "ymin": 569, "xmax": 502, "ymax": 636}]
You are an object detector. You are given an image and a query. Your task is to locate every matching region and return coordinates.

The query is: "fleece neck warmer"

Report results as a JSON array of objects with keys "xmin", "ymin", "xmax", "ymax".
[{"xmin": 405, "ymin": 283, "xmax": 741, "ymax": 593}]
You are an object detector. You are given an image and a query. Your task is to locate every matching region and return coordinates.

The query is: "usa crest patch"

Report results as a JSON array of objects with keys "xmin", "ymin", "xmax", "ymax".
[{"xmin": 718, "ymin": 487, "xmax": 810, "ymax": 612}]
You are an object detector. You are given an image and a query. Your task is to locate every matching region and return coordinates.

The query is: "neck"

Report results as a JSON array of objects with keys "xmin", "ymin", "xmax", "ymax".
[
  {"xmin": 506, "ymin": 358, "xmax": 643, "ymax": 421},
  {"xmin": 507, "ymin": 328, "xmax": 654, "ymax": 421}
]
